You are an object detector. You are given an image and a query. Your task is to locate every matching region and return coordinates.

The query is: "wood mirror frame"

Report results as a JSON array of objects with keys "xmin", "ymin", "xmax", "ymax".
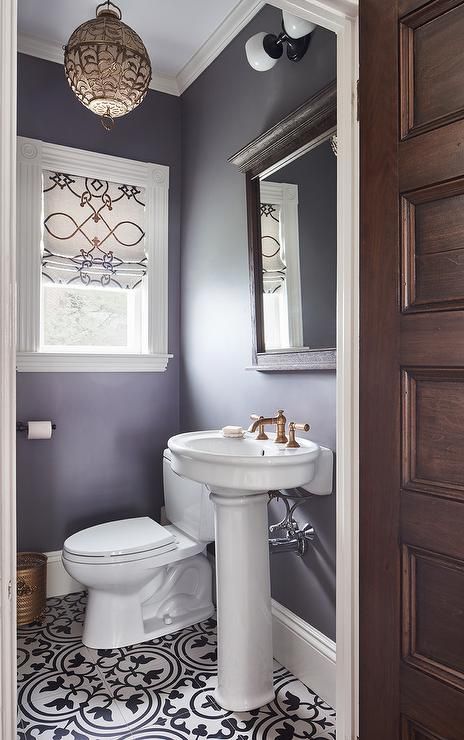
[{"xmin": 229, "ymin": 80, "xmax": 337, "ymax": 371}]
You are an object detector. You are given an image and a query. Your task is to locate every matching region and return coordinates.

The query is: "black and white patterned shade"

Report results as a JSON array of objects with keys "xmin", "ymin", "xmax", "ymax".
[
  {"xmin": 42, "ymin": 171, "xmax": 147, "ymax": 290},
  {"xmin": 260, "ymin": 202, "xmax": 287, "ymax": 294}
]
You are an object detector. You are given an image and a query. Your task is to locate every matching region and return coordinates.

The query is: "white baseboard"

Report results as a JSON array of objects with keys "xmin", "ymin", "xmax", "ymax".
[
  {"xmin": 45, "ymin": 551, "xmax": 83, "ymax": 598},
  {"xmin": 272, "ymin": 599, "xmax": 336, "ymax": 709}
]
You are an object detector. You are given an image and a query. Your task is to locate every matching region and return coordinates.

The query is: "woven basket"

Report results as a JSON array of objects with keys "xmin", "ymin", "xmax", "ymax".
[{"xmin": 17, "ymin": 552, "xmax": 47, "ymax": 626}]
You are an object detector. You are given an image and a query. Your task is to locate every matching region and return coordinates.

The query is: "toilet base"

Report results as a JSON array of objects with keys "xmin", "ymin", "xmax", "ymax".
[{"xmin": 79, "ymin": 553, "xmax": 214, "ymax": 649}]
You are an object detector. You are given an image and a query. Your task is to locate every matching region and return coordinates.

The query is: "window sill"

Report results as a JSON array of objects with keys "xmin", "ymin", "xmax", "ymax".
[{"xmin": 16, "ymin": 352, "xmax": 173, "ymax": 373}]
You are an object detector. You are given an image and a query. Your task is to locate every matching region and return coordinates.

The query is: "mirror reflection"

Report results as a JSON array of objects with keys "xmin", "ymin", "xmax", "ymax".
[{"xmin": 259, "ymin": 136, "xmax": 337, "ymax": 352}]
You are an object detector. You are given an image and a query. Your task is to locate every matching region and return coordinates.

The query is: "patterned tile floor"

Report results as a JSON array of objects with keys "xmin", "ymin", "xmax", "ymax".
[{"xmin": 17, "ymin": 592, "xmax": 336, "ymax": 740}]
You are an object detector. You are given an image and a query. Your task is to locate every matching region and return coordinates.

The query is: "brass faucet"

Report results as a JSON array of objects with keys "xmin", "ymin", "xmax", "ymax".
[{"xmin": 249, "ymin": 410, "xmax": 288, "ymax": 444}]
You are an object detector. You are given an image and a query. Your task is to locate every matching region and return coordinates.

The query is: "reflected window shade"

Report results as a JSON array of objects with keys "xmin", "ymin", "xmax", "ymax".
[
  {"xmin": 260, "ymin": 202, "xmax": 287, "ymax": 294},
  {"xmin": 42, "ymin": 171, "xmax": 147, "ymax": 289}
]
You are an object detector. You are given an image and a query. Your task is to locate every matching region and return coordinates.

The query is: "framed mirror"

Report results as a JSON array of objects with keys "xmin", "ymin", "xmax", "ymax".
[{"xmin": 229, "ymin": 81, "xmax": 337, "ymax": 371}]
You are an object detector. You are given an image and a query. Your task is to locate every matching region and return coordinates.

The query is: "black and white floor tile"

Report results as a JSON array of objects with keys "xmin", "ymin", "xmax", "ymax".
[{"xmin": 18, "ymin": 593, "xmax": 336, "ymax": 740}]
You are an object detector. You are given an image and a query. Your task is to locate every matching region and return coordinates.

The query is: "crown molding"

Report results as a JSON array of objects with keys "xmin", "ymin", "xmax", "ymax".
[
  {"xmin": 18, "ymin": 33, "xmax": 63, "ymax": 65},
  {"xmin": 17, "ymin": 33, "xmax": 180, "ymax": 96},
  {"xmin": 18, "ymin": 0, "xmax": 264, "ymax": 99},
  {"xmin": 151, "ymin": 74, "xmax": 180, "ymax": 97},
  {"xmin": 176, "ymin": 0, "xmax": 264, "ymax": 94}
]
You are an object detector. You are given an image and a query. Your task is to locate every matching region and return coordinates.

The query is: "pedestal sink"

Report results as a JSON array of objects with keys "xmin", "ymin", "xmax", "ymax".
[{"xmin": 168, "ymin": 430, "xmax": 332, "ymax": 712}]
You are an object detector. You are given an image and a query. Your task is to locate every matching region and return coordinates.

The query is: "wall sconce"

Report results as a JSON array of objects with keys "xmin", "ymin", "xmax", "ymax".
[{"xmin": 245, "ymin": 11, "xmax": 316, "ymax": 72}]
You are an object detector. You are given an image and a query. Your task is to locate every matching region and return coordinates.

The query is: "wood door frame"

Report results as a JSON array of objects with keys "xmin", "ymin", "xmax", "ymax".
[
  {"xmin": 358, "ymin": 2, "xmax": 400, "ymax": 734},
  {"xmin": 0, "ymin": 1, "xmax": 359, "ymax": 737}
]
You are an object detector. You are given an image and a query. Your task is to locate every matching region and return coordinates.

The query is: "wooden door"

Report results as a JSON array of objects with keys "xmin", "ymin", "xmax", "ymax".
[{"xmin": 360, "ymin": 1, "xmax": 464, "ymax": 738}]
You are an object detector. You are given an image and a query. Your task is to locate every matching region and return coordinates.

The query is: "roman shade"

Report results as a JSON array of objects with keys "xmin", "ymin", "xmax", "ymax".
[
  {"xmin": 260, "ymin": 201, "xmax": 287, "ymax": 294},
  {"xmin": 42, "ymin": 170, "xmax": 147, "ymax": 289}
]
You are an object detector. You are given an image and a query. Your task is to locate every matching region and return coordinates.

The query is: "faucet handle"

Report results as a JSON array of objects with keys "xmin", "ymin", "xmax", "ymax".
[{"xmin": 287, "ymin": 422, "xmax": 310, "ymax": 449}]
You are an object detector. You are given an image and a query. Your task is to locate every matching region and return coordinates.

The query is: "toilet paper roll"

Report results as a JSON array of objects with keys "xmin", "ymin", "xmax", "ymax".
[{"xmin": 27, "ymin": 421, "xmax": 53, "ymax": 440}]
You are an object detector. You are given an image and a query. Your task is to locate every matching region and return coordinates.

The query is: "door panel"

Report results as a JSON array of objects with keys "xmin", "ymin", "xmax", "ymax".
[
  {"xmin": 403, "ymin": 545, "xmax": 464, "ymax": 690},
  {"xmin": 402, "ymin": 722, "xmax": 449, "ymax": 740},
  {"xmin": 361, "ymin": 0, "xmax": 464, "ymax": 737},
  {"xmin": 402, "ymin": 369, "xmax": 464, "ymax": 495},
  {"xmin": 401, "ymin": 665, "xmax": 464, "ymax": 739},
  {"xmin": 400, "ymin": 1, "xmax": 464, "ymax": 138},
  {"xmin": 402, "ymin": 182, "xmax": 464, "ymax": 312}
]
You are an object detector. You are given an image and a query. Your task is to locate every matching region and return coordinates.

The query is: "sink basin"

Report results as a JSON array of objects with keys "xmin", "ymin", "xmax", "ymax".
[
  {"xmin": 167, "ymin": 428, "xmax": 333, "ymax": 714},
  {"xmin": 168, "ymin": 430, "xmax": 320, "ymax": 492}
]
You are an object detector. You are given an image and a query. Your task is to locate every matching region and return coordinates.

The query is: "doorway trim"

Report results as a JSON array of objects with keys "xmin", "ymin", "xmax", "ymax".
[
  {"xmin": 0, "ymin": 2, "xmax": 358, "ymax": 737},
  {"xmin": 0, "ymin": 1, "xmax": 18, "ymax": 738},
  {"xmin": 266, "ymin": 1, "xmax": 359, "ymax": 738}
]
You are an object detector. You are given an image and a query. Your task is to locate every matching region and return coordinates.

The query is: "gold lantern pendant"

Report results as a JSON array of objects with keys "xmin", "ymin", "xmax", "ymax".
[{"xmin": 64, "ymin": 1, "xmax": 152, "ymax": 130}]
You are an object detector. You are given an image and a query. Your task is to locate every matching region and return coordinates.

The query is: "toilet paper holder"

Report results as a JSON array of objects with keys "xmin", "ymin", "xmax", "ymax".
[{"xmin": 16, "ymin": 421, "xmax": 57, "ymax": 433}]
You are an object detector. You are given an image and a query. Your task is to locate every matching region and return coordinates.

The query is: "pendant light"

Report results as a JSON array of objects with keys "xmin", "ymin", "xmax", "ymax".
[{"xmin": 64, "ymin": 1, "xmax": 152, "ymax": 130}]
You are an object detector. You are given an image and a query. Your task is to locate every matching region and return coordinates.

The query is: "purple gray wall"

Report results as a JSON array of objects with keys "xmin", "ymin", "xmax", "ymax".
[
  {"xmin": 17, "ymin": 53, "xmax": 182, "ymax": 552},
  {"xmin": 180, "ymin": 6, "xmax": 337, "ymax": 639},
  {"xmin": 17, "ymin": 7, "xmax": 337, "ymax": 640}
]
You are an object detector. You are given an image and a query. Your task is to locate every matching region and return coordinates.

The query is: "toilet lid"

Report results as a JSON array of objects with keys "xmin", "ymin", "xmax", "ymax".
[{"xmin": 64, "ymin": 517, "xmax": 176, "ymax": 558}]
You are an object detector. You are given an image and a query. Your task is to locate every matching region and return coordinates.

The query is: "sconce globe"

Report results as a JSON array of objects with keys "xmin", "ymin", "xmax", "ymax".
[
  {"xmin": 245, "ymin": 32, "xmax": 280, "ymax": 71},
  {"xmin": 282, "ymin": 12, "xmax": 316, "ymax": 39}
]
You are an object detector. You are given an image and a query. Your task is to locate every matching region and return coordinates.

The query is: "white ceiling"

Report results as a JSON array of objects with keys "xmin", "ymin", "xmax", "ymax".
[{"xmin": 18, "ymin": 0, "xmax": 263, "ymax": 91}]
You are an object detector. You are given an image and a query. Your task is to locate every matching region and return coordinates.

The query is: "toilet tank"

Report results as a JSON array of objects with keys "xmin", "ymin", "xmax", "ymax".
[{"xmin": 163, "ymin": 449, "xmax": 215, "ymax": 543}]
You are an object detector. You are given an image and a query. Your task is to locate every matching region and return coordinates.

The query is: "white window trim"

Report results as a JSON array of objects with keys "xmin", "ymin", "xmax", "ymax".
[
  {"xmin": 260, "ymin": 180, "xmax": 304, "ymax": 348},
  {"xmin": 16, "ymin": 137, "xmax": 172, "ymax": 372}
]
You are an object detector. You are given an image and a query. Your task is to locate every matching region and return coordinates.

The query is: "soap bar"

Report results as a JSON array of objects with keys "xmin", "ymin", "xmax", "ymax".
[{"xmin": 222, "ymin": 426, "xmax": 244, "ymax": 438}]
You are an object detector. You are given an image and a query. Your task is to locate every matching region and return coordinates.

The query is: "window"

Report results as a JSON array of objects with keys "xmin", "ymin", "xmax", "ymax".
[
  {"xmin": 259, "ymin": 181, "xmax": 304, "ymax": 350},
  {"xmin": 41, "ymin": 170, "xmax": 147, "ymax": 354},
  {"xmin": 17, "ymin": 138, "xmax": 170, "ymax": 371},
  {"xmin": 260, "ymin": 200, "xmax": 290, "ymax": 349}
]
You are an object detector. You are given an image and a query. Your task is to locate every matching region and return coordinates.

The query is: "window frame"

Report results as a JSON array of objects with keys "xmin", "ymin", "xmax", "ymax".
[
  {"xmin": 259, "ymin": 180, "xmax": 304, "ymax": 349},
  {"xmin": 17, "ymin": 137, "xmax": 171, "ymax": 372}
]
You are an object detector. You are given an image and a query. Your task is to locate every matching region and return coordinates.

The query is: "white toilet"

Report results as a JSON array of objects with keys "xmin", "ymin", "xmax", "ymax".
[{"xmin": 62, "ymin": 449, "xmax": 215, "ymax": 649}]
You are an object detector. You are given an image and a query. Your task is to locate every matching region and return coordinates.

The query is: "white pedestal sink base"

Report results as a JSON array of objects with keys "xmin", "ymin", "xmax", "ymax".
[
  {"xmin": 168, "ymin": 430, "xmax": 333, "ymax": 712},
  {"xmin": 211, "ymin": 488, "xmax": 274, "ymax": 712}
]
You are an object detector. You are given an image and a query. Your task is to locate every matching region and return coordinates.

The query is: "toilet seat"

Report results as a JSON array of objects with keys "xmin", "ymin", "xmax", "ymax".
[
  {"xmin": 63, "ymin": 517, "xmax": 177, "ymax": 562},
  {"xmin": 63, "ymin": 524, "xmax": 205, "ymax": 567}
]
